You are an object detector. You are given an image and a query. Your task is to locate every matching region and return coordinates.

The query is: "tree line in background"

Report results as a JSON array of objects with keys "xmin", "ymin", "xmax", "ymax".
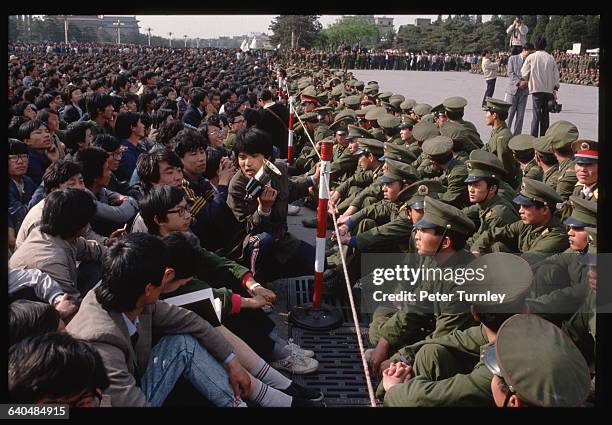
[{"xmin": 8, "ymin": 15, "xmax": 599, "ymax": 54}]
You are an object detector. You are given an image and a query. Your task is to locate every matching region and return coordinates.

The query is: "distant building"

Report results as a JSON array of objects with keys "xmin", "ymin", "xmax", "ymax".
[
  {"xmin": 415, "ymin": 18, "xmax": 432, "ymax": 27},
  {"xmin": 375, "ymin": 16, "xmax": 394, "ymax": 35}
]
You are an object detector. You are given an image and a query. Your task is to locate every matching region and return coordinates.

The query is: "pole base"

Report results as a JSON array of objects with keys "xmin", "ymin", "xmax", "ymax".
[{"xmin": 288, "ymin": 303, "xmax": 344, "ymax": 331}]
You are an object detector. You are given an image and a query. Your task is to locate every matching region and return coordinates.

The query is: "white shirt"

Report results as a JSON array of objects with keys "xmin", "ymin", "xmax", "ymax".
[
  {"xmin": 520, "ymin": 50, "xmax": 560, "ymax": 94},
  {"xmin": 121, "ymin": 313, "xmax": 140, "ymax": 337}
]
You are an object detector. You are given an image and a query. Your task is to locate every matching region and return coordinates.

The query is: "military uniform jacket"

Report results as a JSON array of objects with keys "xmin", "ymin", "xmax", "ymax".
[
  {"xmin": 376, "ymin": 250, "xmax": 477, "ymax": 349},
  {"xmin": 456, "ymin": 119, "xmax": 484, "ymax": 151},
  {"xmin": 329, "ymin": 144, "xmax": 359, "ymax": 187},
  {"xmin": 434, "ymin": 158, "xmax": 470, "ymax": 209},
  {"xmin": 335, "ymin": 164, "xmax": 384, "ymax": 198},
  {"xmin": 572, "ymin": 181, "xmax": 598, "ymax": 202},
  {"xmin": 370, "ymin": 127, "xmax": 387, "ymax": 142},
  {"xmin": 383, "ymin": 324, "xmax": 494, "ymax": 406},
  {"xmin": 388, "ymin": 135, "xmax": 403, "ymax": 146},
  {"xmin": 563, "ymin": 288, "xmax": 596, "ymax": 372},
  {"xmin": 464, "ymin": 194, "xmax": 521, "ymax": 249},
  {"xmin": 522, "ymin": 158, "xmax": 543, "ymax": 181},
  {"xmin": 355, "ymin": 203, "xmax": 414, "ymax": 253},
  {"xmin": 555, "ymin": 158, "xmax": 577, "ymax": 201},
  {"xmin": 542, "ymin": 164, "xmax": 560, "ymax": 190},
  {"xmin": 484, "ymin": 122, "xmax": 521, "ymax": 189},
  {"xmin": 350, "ymin": 180, "xmax": 384, "ymax": 208},
  {"xmin": 415, "ymin": 153, "xmax": 443, "ymax": 179},
  {"xmin": 470, "ymin": 215, "xmax": 570, "ymax": 254},
  {"xmin": 406, "ymin": 139, "xmax": 422, "ymax": 160}
]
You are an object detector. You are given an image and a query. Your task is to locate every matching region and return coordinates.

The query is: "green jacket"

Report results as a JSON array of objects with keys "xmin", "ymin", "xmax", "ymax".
[
  {"xmin": 350, "ymin": 180, "xmax": 384, "ymax": 209},
  {"xmin": 434, "ymin": 158, "xmax": 470, "ymax": 209},
  {"xmin": 464, "ymin": 194, "xmax": 521, "ymax": 249},
  {"xmin": 484, "ymin": 122, "xmax": 520, "ymax": 189},
  {"xmin": 415, "ymin": 153, "xmax": 443, "ymax": 179},
  {"xmin": 470, "ymin": 216, "xmax": 570, "ymax": 254},
  {"xmin": 563, "ymin": 288, "xmax": 596, "ymax": 374},
  {"xmin": 555, "ymin": 158, "xmax": 578, "ymax": 201},
  {"xmin": 329, "ymin": 144, "xmax": 358, "ymax": 188},
  {"xmin": 383, "ymin": 325, "xmax": 494, "ymax": 406},
  {"xmin": 455, "ymin": 119, "xmax": 484, "ymax": 151},
  {"xmin": 334, "ymin": 163, "xmax": 384, "ymax": 198},
  {"xmin": 355, "ymin": 203, "xmax": 414, "ymax": 253},
  {"xmin": 376, "ymin": 250, "xmax": 478, "ymax": 350},
  {"xmin": 542, "ymin": 164, "xmax": 560, "ymax": 190},
  {"xmin": 522, "ymin": 158, "xmax": 543, "ymax": 181}
]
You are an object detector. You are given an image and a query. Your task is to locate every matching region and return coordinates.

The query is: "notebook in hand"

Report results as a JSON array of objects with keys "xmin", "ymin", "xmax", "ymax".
[{"xmin": 163, "ymin": 288, "xmax": 223, "ymax": 327}]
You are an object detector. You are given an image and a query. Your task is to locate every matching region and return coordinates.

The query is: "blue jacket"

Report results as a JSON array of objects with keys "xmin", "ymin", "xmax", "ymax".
[
  {"xmin": 9, "ymin": 175, "xmax": 40, "ymax": 231},
  {"xmin": 117, "ymin": 140, "xmax": 148, "ymax": 182},
  {"xmin": 25, "ymin": 147, "xmax": 52, "ymax": 186},
  {"xmin": 182, "ymin": 104, "xmax": 203, "ymax": 128}
]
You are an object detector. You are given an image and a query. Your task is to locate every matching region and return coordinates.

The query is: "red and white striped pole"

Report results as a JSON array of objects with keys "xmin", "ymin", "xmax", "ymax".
[
  {"xmin": 287, "ymin": 95, "xmax": 295, "ymax": 163},
  {"xmin": 312, "ymin": 139, "xmax": 333, "ymax": 308}
]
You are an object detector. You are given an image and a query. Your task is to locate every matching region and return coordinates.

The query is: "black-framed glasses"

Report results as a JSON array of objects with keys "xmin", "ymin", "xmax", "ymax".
[
  {"xmin": 167, "ymin": 205, "xmax": 190, "ymax": 217},
  {"xmin": 9, "ymin": 154, "xmax": 29, "ymax": 162}
]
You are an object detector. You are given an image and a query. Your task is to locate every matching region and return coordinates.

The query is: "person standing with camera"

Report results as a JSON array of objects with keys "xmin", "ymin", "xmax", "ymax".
[
  {"xmin": 506, "ymin": 16, "xmax": 529, "ymax": 50},
  {"xmin": 520, "ymin": 37, "xmax": 561, "ymax": 137}
]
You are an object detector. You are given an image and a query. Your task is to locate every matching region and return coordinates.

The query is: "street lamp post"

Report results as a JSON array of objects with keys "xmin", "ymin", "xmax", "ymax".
[
  {"xmin": 60, "ymin": 15, "xmax": 69, "ymax": 44},
  {"xmin": 112, "ymin": 19, "xmax": 125, "ymax": 45},
  {"xmin": 196, "ymin": 37, "xmax": 199, "ymax": 49},
  {"xmin": 184, "ymin": 35, "xmax": 188, "ymax": 48},
  {"xmin": 168, "ymin": 32, "xmax": 173, "ymax": 47},
  {"xmin": 146, "ymin": 27, "xmax": 152, "ymax": 47}
]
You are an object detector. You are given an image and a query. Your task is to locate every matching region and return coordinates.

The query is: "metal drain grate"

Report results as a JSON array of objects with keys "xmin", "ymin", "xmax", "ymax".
[{"xmin": 287, "ymin": 276, "xmax": 379, "ymax": 407}]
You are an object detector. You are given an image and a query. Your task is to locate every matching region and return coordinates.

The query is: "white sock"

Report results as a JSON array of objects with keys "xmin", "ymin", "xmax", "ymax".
[
  {"xmin": 249, "ymin": 377, "xmax": 292, "ymax": 407},
  {"xmin": 252, "ymin": 358, "xmax": 292, "ymax": 390}
]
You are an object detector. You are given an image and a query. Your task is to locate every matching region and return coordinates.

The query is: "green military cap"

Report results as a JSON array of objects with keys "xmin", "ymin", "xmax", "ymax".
[
  {"xmin": 508, "ymin": 134, "xmax": 536, "ymax": 152},
  {"xmin": 483, "ymin": 314, "xmax": 591, "ymax": 407},
  {"xmin": 378, "ymin": 158, "xmax": 418, "ymax": 184},
  {"xmin": 299, "ymin": 111, "xmax": 319, "ymax": 123},
  {"xmin": 420, "ymin": 113, "xmax": 436, "ymax": 124},
  {"xmin": 571, "ymin": 139, "xmax": 598, "ymax": 164},
  {"xmin": 317, "ymin": 91, "xmax": 329, "ymax": 104},
  {"xmin": 376, "ymin": 91, "xmax": 393, "ymax": 102},
  {"xmin": 297, "ymin": 80, "xmax": 313, "ymax": 91},
  {"xmin": 462, "ymin": 253, "xmax": 533, "ymax": 309},
  {"xmin": 513, "ymin": 177, "xmax": 563, "ymax": 207},
  {"xmin": 377, "ymin": 114, "xmax": 402, "ymax": 130},
  {"xmin": 421, "ymin": 135, "xmax": 454, "ymax": 158},
  {"xmin": 399, "ymin": 118, "xmax": 417, "ymax": 129},
  {"xmin": 380, "ymin": 142, "xmax": 418, "ymax": 163},
  {"xmin": 464, "ymin": 150, "xmax": 507, "ymax": 183},
  {"xmin": 354, "ymin": 138, "xmax": 385, "ymax": 158},
  {"xmin": 439, "ymin": 121, "xmax": 476, "ymax": 151},
  {"xmin": 355, "ymin": 106, "xmax": 372, "ymax": 117},
  {"xmin": 416, "ymin": 196, "xmax": 476, "ymax": 235},
  {"xmin": 300, "ymin": 86, "xmax": 319, "ymax": 103},
  {"xmin": 365, "ymin": 106, "xmax": 388, "ymax": 121},
  {"xmin": 430, "ymin": 103, "xmax": 445, "ymax": 116},
  {"xmin": 532, "ymin": 136, "xmax": 553, "ymax": 154},
  {"xmin": 384, "ymin": 98, "xmax": 403, "ymax": 112},
  {"xmin": 331, "ymin": 84, "xmax": 345, "ymax": 97},
  {"xmin": 333, "ymin": 108, "xmax": 357, "ymax": 121},
  {"xmin": 397, "ymin": 179, "xmax": 445, "ymax": 209},
  {"xmin": 442, "ymin": 96, "xmax": 468, "ymax": 112},
  {"xmin": 484, "ymin": 97, "xmax": 512, "ymax": 114},
  {"xmin": 314, "ymin": 125, "xmax": 333, "ymax": 142},
  {"xmin": 329, "ymin": 115, "xmax": 356, "ymax": 132},
  {"xmin": 363, "ymin": 86, "xmax": 379, "ymax": 95},
  {"xmin": 367, "ymin": 80, "xmax": 379, "ymax": 85},
  {"xmin": 412, "ymin": 121, "xmax": 440, "ymax": 143},
  {"xmin": 355, "ymin": 80, "xmax": 365, "ymax": 89},
  {"xmin": 389, "ymin": 94, "xmax": 405, "ymax": 104},
  {"xmin": 346, "ymin": 124, "xmax": 372, "ymax": 140},
  {"xmin": 313, "ymin": 106, "xmax": 333, "ymax": 115},
  {"xmin": 564, "ymin": 196, "xmax": 597, "ymax": 228},
  {"xmin": 400, "ymin": 98, "xmax": 417, "ymax": 111},
  {"xmin": 344, "ymin": 95, "xmax": 362, "ymax": 108},
  {"xmin": 544, "ymin": 120, "xmax": 579, "ymax": 150},
  {"xmin": 412, "ymin": 103, "xmax": 432, "ymax": 117}
]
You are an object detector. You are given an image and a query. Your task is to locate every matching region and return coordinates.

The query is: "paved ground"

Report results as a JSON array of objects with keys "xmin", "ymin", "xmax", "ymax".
[{"xmin": 351, "ymin": 69, "xmax": 599, "ymax": 140}]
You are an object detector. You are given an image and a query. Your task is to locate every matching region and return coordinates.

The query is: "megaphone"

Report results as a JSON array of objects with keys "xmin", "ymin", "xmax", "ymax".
[{"xmin": 244, "ymin": 159, "xmax": 282, "ymax": 201}]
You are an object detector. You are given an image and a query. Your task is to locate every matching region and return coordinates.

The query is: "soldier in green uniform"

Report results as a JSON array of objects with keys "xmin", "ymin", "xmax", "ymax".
[
  {"xmin": 398, "ymin": 120, "xmax": 418, "ymax": 152},
  {"xmin": 484, "ymin": 314, "xmax": 591, "ymax": 407},
  {"xmin": 438, "ymin": 121, "xmax": 472, "ymax": 161},
  {"xmin": 526, "ymin": 196, "xmax": 596, "ymax": 320},
  {"xmin": 378, "ymin": 115, "xmax": 403, "ymax": 145},
  {"xmin": 533, "ymin": 136, "xmax": 560, "ymax": 189},
  {"xmin": 400, "ymin": 99, "xmax": 417, "ymax": 121},
  {"xmin": 410, "ymin": 104, "xmax": 432, "ymax": 123},
  {"xmin": 292, "ymin": 112, "xmax": 322, "ymax": 174},
  {"xmin": 462, "ymin": 153, "xmax": 520, "ymax": 249},
  {"xmin": 564, "ymin": 139, "xmax": 598, "ymax": 223},
  {"xmin": 441, "ymin": 96, "xmax": 484, "ymax": 150},
  {"xmin": 482, "ymin": 97, "xmax": 521, "ymax": 190},
  {"xmin": 381, "ymin": 253, "xmax": 533, "ymax": 406},
  {"xmin": 411, "ymin": 121, "xmax": 442, "ymax": 179},
  {"xmin": 421, "ymin": 135, "xmax": 470, "ymax": 209},
  {"xmin": 470, "ymin": 178, "xmax": 569, "ymax": 254},
  {"xmin": 343, "ymin": 95, "xmax": 362, "ymax": 111},
  {"xmin": 368, "ymin": 196, "xmax": 477, "ymax": 375},
  {"xmin": 507, "ymin": 134, "xmax": 543, "ymax": 184},
  {"xmin": 364, "ymin": 107, "xmax": 387, "ymax": 142},
  {"xmin": 545, "ymin": 120, "xmax": 578, "ymax": 201}
]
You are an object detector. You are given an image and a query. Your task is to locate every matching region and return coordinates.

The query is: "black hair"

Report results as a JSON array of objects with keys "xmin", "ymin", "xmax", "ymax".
[
  {"xmin": 13, "ymin": 101, "xmax": 34, "ymax": 117},
  {"xmin": 161, "ymin": 231, "xmax": 201, "ymax": 280},
  {"xmin": 139, "ymin": 185, "xmax": 186, "ymax": 236},
  {"xmin": 8, "ymin": 116, "xmax": 29, "ymax": 139},
  {"xmin": 35, "ymin": 93, "xmax": 55, "ymax": 111},
  {"xmin": 472, "ymin": 309, "xmax": 517, "ymax": 333},
  {"xmin": 8, "ymin": 139, "xmax": 28, "ymax": 156},
  {"xmin": 9, "ymin": 300, "xmax": 60, "ymax": 347},
  {"xmin": 74, "ymin": 147, "xmax": 109, "ymax": 188},
  {"xmin": 24, "ymin": 87, "xmax": 42, "ymax": 104},
  {"xmin": 95, "ymin": 232, "xmax": 169, "ymax": 312},
  {"xmin": 42, "ymin": 160, "xmax": 83, "ymax": 194},
  {"xmin": 514, "ymin": 148, "xmax": 535, "ymax": 163},
  {"xmin": 258, "ymin": 88, "xmax": 273, "ymax": 102},
  {"xmin": 40, "ymin": 188, "xmax": 96, "ymax": 239},
  {"xmin": 156, "ymin": 120, "xmax": 185, "ymax": 148},
  {"xmin": 36, "ymin": 108, "xmax": 58, "ymax": 125},
  {"xmin": 554, "ymin": 146, "xmax": 574, "ymax": 157},
  {"xmin": 9, "ymin": 333, "xmax": 110, "ymax": 404},
  {"xmin": 233, "ymin": 127, "xmax": 273, "ymax": 159},
  {"xmin": 114, "ymin": 112, "xmax": 141, "ymax": 139},
  {"xmin": 433, "ymin": 227, "xmax": 468, "ymax": 251},
  {"xmin": 139, "ymin": 92, "xmax": 156, "ymax": 113},
  {"xmin": 172, "ymin": 128, "xmax": 207, "ymax": 158},
  {"xmin": 62, "ymin": 105, "xmax": 81, "ymax": 124},
  {"xmin": 92, "ymin": 134, "xmax": 121, "ymax": 153},
  {"xmin": 64, "ymin": 121, "xmax": 93, "ymax": 154},
  {"xmin": 204, "ymin": 146, "xmax": 222, "ymax": 180},
  {"xmin": 18, "ymin": 119, "xmax": 47, "ymax": 142},
  {"xmin": 160, "ymin": 86, "xmax": 176, "ymax": 98},
  {"xmin": 523, "ymin": 42, "xmax": 535, "ymax": 51},
  {"xmin": 137, "ymin": 150, "xmax": 184, "ymax": 192},
  {"xmin": 536, "ymin": 151, "xmax": 559, "ymax": 166},
  {"xmin": 535, "ymin": 37, "xmax": 546, "ymax": 51},
  {"xmin": 122, "ymin": 92, "xmax": 139, "ymax": 107},
  {"xmin": 113, "ymin": 75, "xmax": 129, "ymax": 93},
  {"xmin": 62, "ymin": 84, "xmax": 82, "ymax": 105},
  {"xmin": 511, "ymin": 45, "xmax": 522, "ymax": 56},
  {"xmin": 85, "ymin": 93, "xmax": 114, "ymax": 119},
  {"xmin": 141, "ymin": 71, "xmax": 156, "ymax": 85},
  {"xmin": 152, "ymin": 109, "xmax": 175, "ymax": 129}
]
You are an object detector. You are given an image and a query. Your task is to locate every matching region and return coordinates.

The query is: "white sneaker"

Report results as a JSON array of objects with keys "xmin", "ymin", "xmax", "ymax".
[
  {"xmin": 285, "ymin": 341, "xmax": 315, "ymax": 358},
  {"xmin": 271, "ymin": 353, "xmax": 319, "ymax": 375},
  {"xmin": 287, "ymin": 204, "xmax": 301, "ymax": 215}
]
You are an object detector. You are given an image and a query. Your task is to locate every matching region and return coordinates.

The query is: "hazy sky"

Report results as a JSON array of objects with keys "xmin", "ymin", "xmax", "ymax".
[{"xmin": 132, "ymin": 15, "xmax": 492, "ymax": 39}]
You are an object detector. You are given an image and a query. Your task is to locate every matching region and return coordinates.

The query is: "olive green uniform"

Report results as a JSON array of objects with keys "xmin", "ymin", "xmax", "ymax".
[{"xmin": 464, "ymin": 194, "xmax": 520, "ymax": 249}]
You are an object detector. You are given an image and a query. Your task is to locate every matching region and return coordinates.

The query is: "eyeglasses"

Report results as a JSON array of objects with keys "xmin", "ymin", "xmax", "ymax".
[
  {"xmin": 112, "ymin": 152, "xmax": 124, "ymax": 159},
  {"xmin": 9, "ymin": 154, "xmax": 29, "ymax": 162},
  {"xmin": 167, "ymin": 205, "xmax": 190, "ymax": 217},
  {"xmin": 209, "ymin": 129, "xmax": 224, "ymax": 136}
]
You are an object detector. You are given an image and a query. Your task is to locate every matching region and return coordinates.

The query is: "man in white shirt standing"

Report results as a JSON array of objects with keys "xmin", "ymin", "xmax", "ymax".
[
  {"xmin": 506, "ymin": 16, "xmax": 529, "ymax": 49},
  {"xmin": 481, "ymin": 50, "xmax": 498, "ymax": 109},
  {"xmin": 520, "ymin": 37, "xmax": 561, "ymax": 137}
]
